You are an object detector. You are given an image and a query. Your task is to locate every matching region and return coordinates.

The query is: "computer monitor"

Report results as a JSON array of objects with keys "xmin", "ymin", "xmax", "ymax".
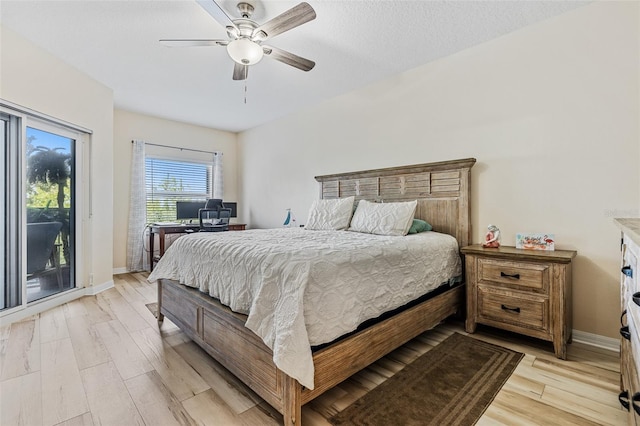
[
  {"xmin": 222, "ymin": 201, "xmax": 237, "ymax": 218},
  {"xmin": 176, "ymin": 201, "xmax": 205, "ymax": 220}
]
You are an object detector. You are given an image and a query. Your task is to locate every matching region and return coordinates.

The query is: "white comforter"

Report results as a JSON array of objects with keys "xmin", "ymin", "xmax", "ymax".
[{"xmin": 148, "ymin": 228, "xmax": 461, "ymax": 389}]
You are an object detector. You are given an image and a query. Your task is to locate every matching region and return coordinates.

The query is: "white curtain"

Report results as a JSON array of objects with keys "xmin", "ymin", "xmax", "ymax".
[
  {"xmin": 213, "ymin": 151, "xmax": 223, "ymax": 199},
  {"xmin": 126, "ymin": 140, "xmax": 148, "ymax": 271}
]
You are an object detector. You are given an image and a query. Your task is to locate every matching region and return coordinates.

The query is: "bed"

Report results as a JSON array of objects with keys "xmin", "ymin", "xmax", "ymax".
[{"xmin": 151, "ymin": 158, "xmax": 476, "ymax": 425}]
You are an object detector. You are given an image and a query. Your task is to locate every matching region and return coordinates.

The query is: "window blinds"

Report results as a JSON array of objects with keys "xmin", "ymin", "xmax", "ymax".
[{"xmin": 145, "ymin": 157, "xmax": 212, "ymax": 223}]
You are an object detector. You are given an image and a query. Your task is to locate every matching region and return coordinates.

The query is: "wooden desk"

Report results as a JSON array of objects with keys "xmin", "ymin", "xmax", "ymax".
[
  {"xmin": 149, "ymin": 224, "xmax": 199, "ymax": 271},
  {"xmin": 149, "ymin": 223, "xmax": 247, "ymax": 271}
]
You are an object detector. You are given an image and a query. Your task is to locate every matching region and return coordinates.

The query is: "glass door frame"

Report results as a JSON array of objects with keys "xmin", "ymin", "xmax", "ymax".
[
  {"xmin": 1, "ymin": 111, "xmax": 21, "ymax": 310},
  {"xmin": 23, "ymin": 119, "xmax": 84, "ymax": 303},
  {"xmin": 1, "ymin": 102, "xmax": 89, "ymax": 316}
]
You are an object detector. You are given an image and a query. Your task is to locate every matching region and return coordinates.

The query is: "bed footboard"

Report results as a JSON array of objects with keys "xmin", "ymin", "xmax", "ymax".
[{"xmin": 158, "ymin": 280, "xmax": 287, "ymax": 412}]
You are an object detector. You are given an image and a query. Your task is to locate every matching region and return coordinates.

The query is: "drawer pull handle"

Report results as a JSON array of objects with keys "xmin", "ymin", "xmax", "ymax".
[
  {"xmin": 622, "ymin": 266, "xmax": 633, "ymax": 278},
  {"xmin": 633, "ymin": 392, "xmax": 640, "ymax": 416},
  {"xmin": 620, "ymin": 391, "xmax": 630, "ymax": 410},
  {"xmin": 621, "ymin": 309, "xmax": 628, "ymax": 326},
  {"xmin": 500, "ymin": 272, "xmax": 520, "ymax": 280},
  {"xmin": 620, "ymin": 325, "xmax": 631, "ymax": 341},
  {"xmin": 501, "ymin": 304, "xmax": 521, "ymax": 314}
]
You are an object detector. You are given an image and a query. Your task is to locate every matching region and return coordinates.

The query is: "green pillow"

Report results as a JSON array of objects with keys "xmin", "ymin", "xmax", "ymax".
[{"xmin": 408, "ymin": 219, "xmax": 432, "ymax": 234}]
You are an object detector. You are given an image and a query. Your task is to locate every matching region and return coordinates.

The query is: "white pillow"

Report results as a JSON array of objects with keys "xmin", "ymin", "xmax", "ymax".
[
  {"xmin": 305, "ymin": 196, "xmax": 355, "ymax": 230},
  {"xmin": 349, "ymin": 200, "xmax": 417, "ymax": 236}
]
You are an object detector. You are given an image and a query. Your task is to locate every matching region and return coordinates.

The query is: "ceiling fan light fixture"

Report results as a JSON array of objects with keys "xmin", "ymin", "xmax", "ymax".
[{"xmin": 227, "ymin": 38, "xmax": 263, "ymax": 65}]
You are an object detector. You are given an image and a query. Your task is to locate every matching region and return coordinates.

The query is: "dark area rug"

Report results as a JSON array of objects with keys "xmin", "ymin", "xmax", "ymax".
[{"xmin": 330, "ymin": 332, "xmax": 524, "ymax": 426}]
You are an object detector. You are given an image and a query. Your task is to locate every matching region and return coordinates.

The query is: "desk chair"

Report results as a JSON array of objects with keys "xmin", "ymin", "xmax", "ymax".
[
  {"xmin": 204, "ymin": 198, "xmax": 224, "ymax": 210},
  {"xmin": 199, "ymin": 207, "xmax": 231, "ymax": 232}
]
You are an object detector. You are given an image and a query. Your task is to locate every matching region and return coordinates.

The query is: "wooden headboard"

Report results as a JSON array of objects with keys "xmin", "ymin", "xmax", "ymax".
[{"xmin": 315, "ymin": 158, "xmax": 476, "ymax": 248}]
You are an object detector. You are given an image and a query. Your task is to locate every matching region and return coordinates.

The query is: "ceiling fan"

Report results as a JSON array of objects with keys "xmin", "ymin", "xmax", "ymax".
[{"xmin": 161, "ymin": 1, "xmax": 316, "ymax": 81}]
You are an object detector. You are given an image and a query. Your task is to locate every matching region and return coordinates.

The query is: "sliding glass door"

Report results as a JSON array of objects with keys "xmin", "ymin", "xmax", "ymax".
[
  {"xmin": 2, "ymin": 112, "xmax": 20, "ymax": 310},
  {"xmin": 2, "ymin": 106, "xmax": 83, "ymax": 311},
  {"xmin": 1, "ymin": 117, "xmax": 7, "ymax": 309},
  {"xmin": 25, "ymin": 126, "xmax": 76, "ymax": 302}
]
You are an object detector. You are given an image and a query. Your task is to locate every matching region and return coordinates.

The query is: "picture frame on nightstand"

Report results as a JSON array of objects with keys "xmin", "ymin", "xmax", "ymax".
[{"xmin": 516, "ymin": 233, "xmax": 555, "ymax": 251}]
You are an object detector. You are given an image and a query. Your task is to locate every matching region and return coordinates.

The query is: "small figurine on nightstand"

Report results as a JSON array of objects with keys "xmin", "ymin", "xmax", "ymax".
[{"xmin": 482, "ymin": 224, "xmax": 501, "ymax": 248}]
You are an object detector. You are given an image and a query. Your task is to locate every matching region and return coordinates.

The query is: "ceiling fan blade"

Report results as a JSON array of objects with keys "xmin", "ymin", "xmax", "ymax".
[
  {"xmin": 160, "ymin": 39, "xmax": 228, "ymax": 47},
  {"xmin": 252, "ymin": 2, "xmax": 316, "ymax": 41},
  {"xmin": 233, "ymin": 63, "xmax": 248, "ymax": 80},
  {"xmin": 263, "ymin": 46, "xmax": 315, "ymax": 71},
  {"xmin": 196, "ymin": 0, "xmax": 239, "ymax": 35}
]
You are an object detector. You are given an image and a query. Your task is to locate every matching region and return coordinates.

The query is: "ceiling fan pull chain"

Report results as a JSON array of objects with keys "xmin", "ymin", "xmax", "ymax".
[
  {"xmin": 244, "ymin": 74, "xmax": 247, "ymax": 104},
  {"xmin": 244, "ymin": 65, "xmax": 250, "ymax": 104}
]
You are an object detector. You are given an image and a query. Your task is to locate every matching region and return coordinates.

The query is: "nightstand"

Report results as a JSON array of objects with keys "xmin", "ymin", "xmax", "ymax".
[{"xmin": 461, "ymin": 244, "xmax": 576, "ymax": 359}]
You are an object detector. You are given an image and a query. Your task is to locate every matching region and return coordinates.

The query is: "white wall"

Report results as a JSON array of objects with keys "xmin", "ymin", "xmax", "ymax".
[
  {"xmin": 238, "ymin": 2, "xmax": 639, "ymax": 339},
  {"xmin": 112, "ymin": 109, "xmax": 238, "ymax": 271},
  {"xmin": 0, "ymin": 25, "xmax": 115, "ymax": 289}
]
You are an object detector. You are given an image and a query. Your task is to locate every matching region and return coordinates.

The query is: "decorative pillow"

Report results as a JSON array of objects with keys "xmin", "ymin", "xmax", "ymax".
[
  {"xmin": 408, "ymin": 219, "xmax": 433, "ymax": 234},
  {"xmin": 349, "ymin": 200, "xmax": 417, "ymax": 236},
  {"xmin": 305, "ymin": 196, "xmax": 355, "ymax": 230}
]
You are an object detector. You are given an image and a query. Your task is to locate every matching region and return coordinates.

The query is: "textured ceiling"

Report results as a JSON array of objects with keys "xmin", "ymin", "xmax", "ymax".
[{"xmin": 0, "ymin": 1, "xmax": 586, "ymax": 133}]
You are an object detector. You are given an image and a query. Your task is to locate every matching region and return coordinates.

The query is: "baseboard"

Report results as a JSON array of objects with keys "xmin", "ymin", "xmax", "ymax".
[
  {"xmin": 0, "ymin": 279, "xmax": 114, "ymax": 326},
  {"xmin": 572, "ymin": 329, "xmax": 620, "ymax": 353},
  {"xmin": 113, "ymin": 267, "xmax": 149, "ymax": 276},
  {"xmin": 85, "ymin": 279, "xmax": 114, "ymax": 295}
]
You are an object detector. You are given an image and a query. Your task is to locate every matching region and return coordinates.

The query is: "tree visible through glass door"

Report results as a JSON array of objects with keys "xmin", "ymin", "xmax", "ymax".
[{"xmin": 26, "ymin": 127, "xmax": 76, "ymax": 302}]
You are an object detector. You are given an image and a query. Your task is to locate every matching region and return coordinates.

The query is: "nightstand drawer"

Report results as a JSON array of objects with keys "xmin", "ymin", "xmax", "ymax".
[
  {"xmin": 478, "ymin": 258, "xmax": 550, "ymax": 293},
  {"xmin": 478, "ymin": 288, "xmax": 548, "ymax": 332}
]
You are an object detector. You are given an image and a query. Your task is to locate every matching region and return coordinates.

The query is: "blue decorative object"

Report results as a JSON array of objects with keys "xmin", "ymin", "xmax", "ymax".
[{"xmin": 283, "ymin": 208, "xmax": 291, "ymax": 227}]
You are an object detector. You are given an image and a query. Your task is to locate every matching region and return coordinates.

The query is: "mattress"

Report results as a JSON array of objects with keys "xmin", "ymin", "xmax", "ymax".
[{"xmin": 148, "ymin": 228, "xmax": 461, "ymax": 389}]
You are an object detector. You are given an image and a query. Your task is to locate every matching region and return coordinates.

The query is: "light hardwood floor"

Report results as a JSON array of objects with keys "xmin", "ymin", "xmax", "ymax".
[{"xmin": 0, "ymin": 272, "xmax": 627, "ymax": 426}]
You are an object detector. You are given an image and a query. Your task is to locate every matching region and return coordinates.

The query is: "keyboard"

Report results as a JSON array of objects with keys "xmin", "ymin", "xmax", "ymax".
[{"xmin": 151, "ymin": 222, "xmax": 180, "ymax": 226}]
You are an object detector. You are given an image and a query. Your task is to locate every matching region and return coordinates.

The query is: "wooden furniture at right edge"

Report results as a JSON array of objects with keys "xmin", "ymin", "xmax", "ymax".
[
  {"xmin": 462, "ymin": 244, "xmax": 576, "ymax": 359},
  {"xmin": 614, "ymin": 218, "xmax": 640, "ymax": 424}
]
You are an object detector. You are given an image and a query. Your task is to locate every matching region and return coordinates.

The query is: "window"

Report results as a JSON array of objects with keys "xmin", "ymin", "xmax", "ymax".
[{"xmin": 145, "ymin": 157, "xmax": 212, "ymax": 223}]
